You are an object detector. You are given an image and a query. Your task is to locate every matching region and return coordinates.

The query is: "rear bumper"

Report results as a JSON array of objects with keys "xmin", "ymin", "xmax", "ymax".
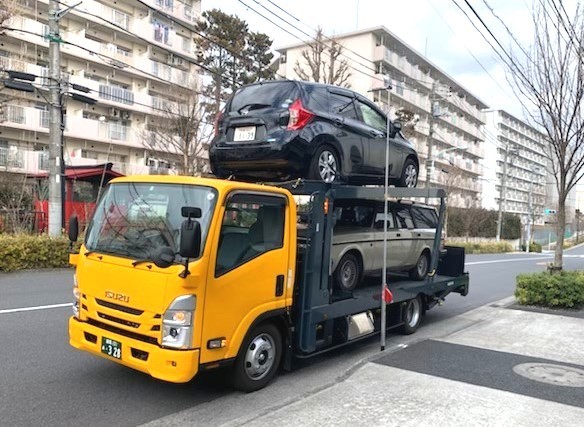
[
  {"xmin": 210, "ymin": 138, "xmax": 307, "ymax": 178},
  {"xmin": 69, "ymin": 317, "xmax": 199, "ymax": 383}
]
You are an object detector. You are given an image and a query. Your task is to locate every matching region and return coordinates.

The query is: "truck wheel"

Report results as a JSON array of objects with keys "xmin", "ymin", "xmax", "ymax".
[
  {"xmin": 308, "ymin": 146, "xmax": 341, "ymax": 183},
  {"xmin": 401, "ymin": 296, "xmax": 423, "ymax": 335},
  {"xmin": 409, "ymin": 251, "xmax": 430, "ymax": 280},
  {"xmin": 232, "ymin": 323, "xmax": 282, "ymax": 392},
  {"xmin": 334, "ymin": 252, "xmax": 361, "ymax": 292}
]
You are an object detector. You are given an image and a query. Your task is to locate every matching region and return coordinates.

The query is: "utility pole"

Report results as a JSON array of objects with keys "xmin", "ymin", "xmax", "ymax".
[
  {"xmin": 48, "ymin": 0, "xmax": 63, "ymax": 236},
  {"xmin": 381, "ymin": 78, "xmax": 392, "ymax": 352},
  {"xmin": 496, "ymin": 143, "xmax": 517, "ymax": 241},
  {"xmin": 425, "ymin": 82, "xmax": 437, "ymax": 189},
  {"xmin": 47, "ymin": 0, "xmax": 79, "ymax": 235},
  {"xmin": 526, "ymin": 180, "xmax": 533, "ymax": 253}
]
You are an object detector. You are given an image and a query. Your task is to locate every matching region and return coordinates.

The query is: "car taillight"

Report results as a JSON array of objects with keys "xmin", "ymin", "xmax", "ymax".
[
  {"xmin": 214, "ymin": 111, "xmax": 223, "ymax": 137},
  {"xmin": 287, "ymin": 99, "xmax": 314, "ymax": 130}
]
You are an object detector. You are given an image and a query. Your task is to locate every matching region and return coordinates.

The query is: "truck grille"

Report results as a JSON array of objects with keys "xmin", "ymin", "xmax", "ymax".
[
  {"xmin": 97, "ymin": 312, "xmax": 140, "ymax": 328},
  {"xmin": 95, "ymin": 298, "xmax": 144, "ymax": 315},
  {"xmin": 87, "ymin": 318, "xmax": 159, "ymax": 345}
]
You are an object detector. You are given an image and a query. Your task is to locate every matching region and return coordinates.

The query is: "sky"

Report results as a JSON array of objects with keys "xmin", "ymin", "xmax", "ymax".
[{"xmin": 202, "ymin": 0, "xmax": 541, "ymax": 119}]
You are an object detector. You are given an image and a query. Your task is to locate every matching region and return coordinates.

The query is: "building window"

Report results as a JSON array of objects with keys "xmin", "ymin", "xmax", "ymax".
[
  {"xmin": 153, "ymin": 20, "xmax": 171, "ymax": 45},
  {"xmin": 112, "ymin": 9, "xmax": 130, "ymax": 30},
  {"xmin": 99, "ymin": 84, "xmax": 134, "ymax": 105}
]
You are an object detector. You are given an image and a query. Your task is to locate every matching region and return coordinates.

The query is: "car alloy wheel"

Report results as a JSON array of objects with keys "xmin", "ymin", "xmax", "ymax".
[
  {"xmin": 404, "ymin": 164, "xmax": 418, "ymax": 188},
  {"xmin": 318, "ymin": 150, "xmax": 338, "ymax": 183}
]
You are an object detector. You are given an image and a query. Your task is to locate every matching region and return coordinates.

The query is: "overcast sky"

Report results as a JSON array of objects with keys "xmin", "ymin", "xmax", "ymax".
[{"xmin": 201, "ymin": 0, "xmax": 546, "ymax": 119}]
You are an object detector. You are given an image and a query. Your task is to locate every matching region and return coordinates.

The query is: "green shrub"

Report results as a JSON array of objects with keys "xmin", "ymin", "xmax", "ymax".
[
  {"xmin": 0, "ymin": 234, "xmax": 79, "ymax": 272},
  {"xmin": 520, "ymin": 242, "xmax": 542, "ymax": 253},
  {"xmin": 515, "ymin": 271, "xmax": 584, "ymax": 308},
  {"xmin": 447, "ymin": 241, "xmax": 513, "ymax": 254}
]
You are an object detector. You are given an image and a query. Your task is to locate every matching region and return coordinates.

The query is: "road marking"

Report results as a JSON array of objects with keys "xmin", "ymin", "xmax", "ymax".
[
  {"xmin": 0, "ymin": 302, "xmax": 72, "ymax": 315},
  {"xmin": 466, "ymin": 257, "xmax": 552, "ymax": 266}
]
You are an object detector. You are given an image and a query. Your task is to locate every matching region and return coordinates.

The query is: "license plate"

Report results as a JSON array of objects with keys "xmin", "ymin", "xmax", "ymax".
[
  {"xmin": 101, "ymin": 337, "xmax": 122, "ymax": 359},
  {"xmin": 233, "ymin": 126, "xmax": 256, "ymax": 141}
]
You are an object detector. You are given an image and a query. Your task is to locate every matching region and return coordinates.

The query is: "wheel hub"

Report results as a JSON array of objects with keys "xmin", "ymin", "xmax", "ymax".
[{"xmin": 244, "ymin": 334, "xmax": 275, "ymax": 380}]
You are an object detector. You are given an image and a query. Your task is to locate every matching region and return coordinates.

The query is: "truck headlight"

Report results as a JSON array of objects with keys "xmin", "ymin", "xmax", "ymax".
[
  {"xmin": 72, "ymin": 271, "xmax": 80, "ymax": 318},
  {"xmin": 162, "ymin": 295, "xmax": 196, "ymax": 349}
]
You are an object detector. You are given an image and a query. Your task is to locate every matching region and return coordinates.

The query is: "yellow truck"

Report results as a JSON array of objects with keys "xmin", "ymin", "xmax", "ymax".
[{"xmin": 68, "ymin": 175, "xmax": 468, "ymax": 391}]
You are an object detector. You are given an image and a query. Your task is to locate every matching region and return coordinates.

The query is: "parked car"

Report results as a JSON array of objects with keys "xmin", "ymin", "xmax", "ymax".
[
  {"xmin": 330, "ymin": 200, "xmax": 441, "ymax": 291},
  {"xmin": 210, "ymin": 80, "xmax": 419, "ymax": 187}
]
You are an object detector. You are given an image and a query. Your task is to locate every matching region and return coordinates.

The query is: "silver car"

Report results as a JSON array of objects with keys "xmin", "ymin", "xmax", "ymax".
[{"xmin": 331, "ymin": 200, "xmax": 440, "ymax": 291}]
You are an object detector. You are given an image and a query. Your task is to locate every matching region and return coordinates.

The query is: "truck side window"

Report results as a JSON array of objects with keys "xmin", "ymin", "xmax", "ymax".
[{"xmin": 216, "ymin": 194, "xmax": 286, "ymax": 276}]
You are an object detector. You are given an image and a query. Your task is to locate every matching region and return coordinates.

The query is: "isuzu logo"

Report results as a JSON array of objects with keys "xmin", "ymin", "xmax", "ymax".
[{"xmin": 105, "ymin": 290, "xmax": 130, "ymax": 303}]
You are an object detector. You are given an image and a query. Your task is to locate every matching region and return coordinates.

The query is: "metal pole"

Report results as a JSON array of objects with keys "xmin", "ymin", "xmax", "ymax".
[
  {"xmin": 496, "ymin": 143, "xmax": 509, "ymax": 242},
  {"xmin": 526, "ymin": 180, "xmax": 532, "ymax": 253},
  {"xmin": 381, "ymin": 86, "xmax": 391, "ymax": 352},
  {"xmin": 48, "ymin": 0, "xmax": 63, "ymax": 236},
  {"xmin": 425, "ymin": 82, "xmax": 436, "ymax": 189}
]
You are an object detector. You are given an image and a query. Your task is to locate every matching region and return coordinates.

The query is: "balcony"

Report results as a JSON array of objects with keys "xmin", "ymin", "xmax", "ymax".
[
  {"xmin": 98, "ymin": 85, "xmax": 135, "ymax": 105},
  {"xmin": 0, "ymin": 147, "xmax": 48, "ymax": 174}
]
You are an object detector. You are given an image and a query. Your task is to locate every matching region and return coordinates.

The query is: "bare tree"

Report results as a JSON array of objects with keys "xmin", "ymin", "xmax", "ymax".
[
  {"xmin": 294, "ymin": 27, "xmax": 352, "ymax": 87},
  {"xmin": 394, "ymin": 108, "xmax": 418, "ymax": 139},
  {"xmin": 142, "ymin": 94, "xmax": 212, "ymax": 176},
  {"xmin": 0, "ymin": 0, "xmax": 17, "ymax": 30},
  {"xmin": 0, "ymin": 174, "xmax": 34, "ymax": 233},
  {"xmin": 505, "ymin": 5, "xmax": 584, "ymax": 270}
]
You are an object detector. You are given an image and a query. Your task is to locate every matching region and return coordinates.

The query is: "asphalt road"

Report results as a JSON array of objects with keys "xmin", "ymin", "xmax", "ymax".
[{"xmin": 1, "ymin": 246, "xmax": 583, "ymax": 426}]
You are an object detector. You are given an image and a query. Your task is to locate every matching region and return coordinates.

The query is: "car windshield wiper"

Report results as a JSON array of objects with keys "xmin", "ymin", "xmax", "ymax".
[{"xmin": 237, "ymin": 103, "xmax": 271, "ymax": 114}]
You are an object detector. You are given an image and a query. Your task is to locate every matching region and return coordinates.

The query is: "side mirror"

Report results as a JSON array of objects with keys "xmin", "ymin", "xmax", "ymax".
[
  {"xmin": 392, "ymin": 120, "xmax": 403, "ymax": 133},
  {"xmin": 180, "ymin": 219, "xmax": 201, "ymax": 259},
  {"xmin": 68, "ymin": 216, "xmax": 79, "ymax": 242}
]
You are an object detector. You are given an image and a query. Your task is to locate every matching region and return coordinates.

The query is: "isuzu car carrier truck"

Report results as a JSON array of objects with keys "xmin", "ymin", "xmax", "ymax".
[{"xmin": 68, "ymin": 176, "xmax": 468, "ymax": 391}]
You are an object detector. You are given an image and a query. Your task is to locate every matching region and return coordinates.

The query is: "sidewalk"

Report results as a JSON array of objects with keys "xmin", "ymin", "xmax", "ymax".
[{"xmin": 236, "ymin": 298, "xmax": 584, "ymax": 427}]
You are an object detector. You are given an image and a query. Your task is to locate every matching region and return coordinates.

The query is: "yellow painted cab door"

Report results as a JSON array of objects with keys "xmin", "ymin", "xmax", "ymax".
[{"xmin": 200, "ymin": 192, "xmax": 290, "ymax": 365}]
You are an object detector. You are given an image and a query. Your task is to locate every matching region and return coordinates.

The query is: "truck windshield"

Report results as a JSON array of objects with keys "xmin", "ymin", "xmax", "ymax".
[{"xmin": 85, "ymin": 183, "xmax": 217, "ymax": 260}]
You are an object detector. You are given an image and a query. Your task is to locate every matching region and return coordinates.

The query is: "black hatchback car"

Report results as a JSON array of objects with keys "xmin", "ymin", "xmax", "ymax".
[{"xmin": 209, "ymin": 80, "xmax": 419, "ymax": 186}]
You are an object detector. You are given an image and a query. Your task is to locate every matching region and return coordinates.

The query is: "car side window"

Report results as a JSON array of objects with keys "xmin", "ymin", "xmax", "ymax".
[
  {"xmin": 393, "ymin": 205, "xmax": 415, "ymax": 229},
  {"xmin": 329, "ymin": 93, "xmax": 358, "ymax": 120},
  {"xmin": 411, "ymin": 206, "xmax": 438, "ymax": 229},
  {"xmin": 374, "ymin": 212, "xmax": 396, "ymax": 229},
  {"xmin": 357, "ymin": 101, "xmax": 387, "ymax": 132},
  {"xmin": 334, "ymin": 205, "xmax": 374, "ymax": 228},
  {"xmin": 216, "ymin": 194, "xmax": 286, "ymax": 276}
]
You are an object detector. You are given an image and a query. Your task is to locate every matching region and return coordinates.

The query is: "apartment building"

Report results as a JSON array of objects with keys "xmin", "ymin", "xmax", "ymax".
[
  {"xmin": 0, "ymin": 0, "xmax": 204, "ymax": 178},
  {"xmin": 483, "ymin": 110, "xmax": 549, "ymax": 225},
  {"xmin": 276, "ymin": 26, "xmax": 487, "ymax": 208}
]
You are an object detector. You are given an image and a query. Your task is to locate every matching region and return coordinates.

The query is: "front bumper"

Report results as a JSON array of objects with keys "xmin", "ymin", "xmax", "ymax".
[{"xmin": 69, "ymin": 317, "xmax": 199, "ymax": 383}]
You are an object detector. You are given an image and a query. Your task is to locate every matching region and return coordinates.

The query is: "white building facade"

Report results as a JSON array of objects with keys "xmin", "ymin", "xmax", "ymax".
[
  {"xmin": 483, "ymin": 110, "xmax": 548, "ymax": 225},
  {"xmin": 276, "ymin": 26, "xmax": 487, "ymax": 208},
  {"xmin": 1, "ymin": 0, "xmax": 203, "ymax": 177}
]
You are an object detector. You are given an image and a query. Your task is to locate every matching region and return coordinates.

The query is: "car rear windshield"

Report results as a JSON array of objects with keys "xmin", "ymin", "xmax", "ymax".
[
  {"xmin": 228, "ymin": 82, "xmax": 299, "ymax": 113},
  {"xmin": 411, "ymin": 206, "xmax": 438, "ymax": 228}
]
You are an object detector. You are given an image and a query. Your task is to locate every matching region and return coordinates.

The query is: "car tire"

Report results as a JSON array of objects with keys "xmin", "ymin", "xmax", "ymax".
[
  {"xmin": 399, "ymin": 158, "xmax": 418, "ymax": 188},
  {"xmin": 308, "ymin": 146, "xmax": 341, "ymax": 183},
  {"xmin": 401, "ymin": 295, "xmax": 423, "ymax": 335},
  {"xmin": 232, "ymin": 323, "xmax": 282, "ymax": 392},
  {"xmin": 409, "ymin": 251, "xmax": 430, "ymax": 281},
  {"xmin": 334, "ymin": 252, "xmax": 361, "ymax": 292}
]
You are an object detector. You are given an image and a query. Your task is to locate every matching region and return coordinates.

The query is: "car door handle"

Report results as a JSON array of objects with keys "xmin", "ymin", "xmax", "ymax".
[
  {"xmin": 369, "ymin": 130, "xmax": 382, "ymax": 138},
  {"xmin": 275, "ymin": 274, "xmax": 285, "ymax": 297},
  {"xmin": 417, "ymin": 233, "xmax": 421, "ymax": 237},
  {"xmin": 333, "ymin": 118, "xmax": 344, "ymax": 127},
  {"xmin": 396, "ymin": 233, "xmax": 401, "ymax": 237}
]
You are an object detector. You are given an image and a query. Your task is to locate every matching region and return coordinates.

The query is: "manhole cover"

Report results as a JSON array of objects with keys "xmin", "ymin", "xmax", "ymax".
[{"xmin": 513, "ymin": 363, "xmax": 584, "ymax": 387}]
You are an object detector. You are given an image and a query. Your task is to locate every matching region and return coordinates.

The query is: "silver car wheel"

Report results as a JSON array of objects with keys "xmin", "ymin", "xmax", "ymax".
[
  {"xmin": 340, "ymin": 259, "xmax": 357, "ymax": 290},
  {"xmin": 404, "ymin": 164, "xmax": 418, "ymax": 188},
  {"xmin": 244, "ymin": 333, "xmax": 276, "ymax": 381},
  {"xmin": 417, "ymin": 253, "xmax": 428, "ymax": 277},
  {"xmin": 318, "ymin": 150, "xmax": 338, "ymax": 183}
]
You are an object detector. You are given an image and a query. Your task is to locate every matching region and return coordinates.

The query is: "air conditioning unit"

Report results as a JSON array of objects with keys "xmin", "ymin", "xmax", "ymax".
[
  {"xmin": 110, "ymin": 108, "xmax": 120, "ymax": 117},
  {"xmin": 120, "ymin": 111, "xmax": 131, "ymax": 120}
]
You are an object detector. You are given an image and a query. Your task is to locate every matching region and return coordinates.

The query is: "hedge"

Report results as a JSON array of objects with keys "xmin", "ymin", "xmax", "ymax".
[
  {"xmin": 447, "ymin": 241, "xmax": 513, "ymax": 254},
  {"xmin": 0, "ymin": 234, "xmax": 78, "ymax": 272},
  {"xmin": 515, "ymin": 271, "xmax": 584, "ymax": 308},
  {"xmin": 520, "ymin": 242, "xmax": 542, "ymax": 253}
]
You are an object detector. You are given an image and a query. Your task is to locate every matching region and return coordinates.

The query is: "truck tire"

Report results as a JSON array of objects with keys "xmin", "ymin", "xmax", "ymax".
[
  {"xmin": 409, "ymin": 251, "xmax": 430, "ymax": 280},
  {"xmin": 232, "ymin": 323, "xmax": 282, "ymax": 392},
  {"xmin": 401, "ymin": 296, "xmax": 423, "ymax": 335},
  {"xmin": 334, "ymin": 252, "xmax": 361, "ymax": 292}
]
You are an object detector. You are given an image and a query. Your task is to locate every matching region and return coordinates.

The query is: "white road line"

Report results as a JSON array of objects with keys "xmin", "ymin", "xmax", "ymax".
[
  {"xmin": 466, "ymin": 257, "xmax": 552, "ymax": 266},
  {"xmin": 0, "ymin": 302, "xmax": 72, "ymax": 314}
]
